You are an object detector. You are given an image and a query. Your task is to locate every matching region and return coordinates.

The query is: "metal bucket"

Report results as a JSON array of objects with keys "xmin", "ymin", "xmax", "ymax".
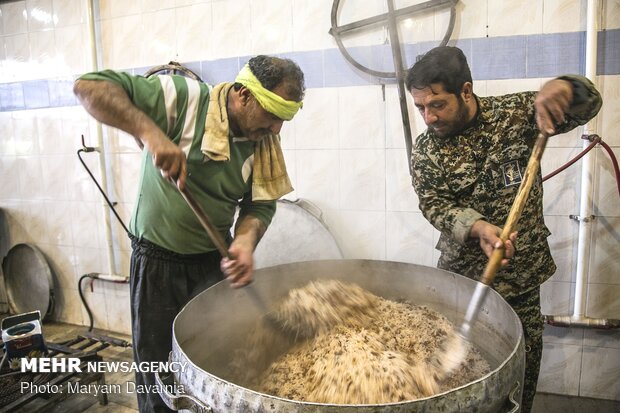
[{"xmin": 159, "ymin": 260, "xmax": 525, "ymax": 412}]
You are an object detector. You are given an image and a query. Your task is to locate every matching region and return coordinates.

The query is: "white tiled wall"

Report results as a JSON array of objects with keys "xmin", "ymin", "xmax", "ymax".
[
  {"xmin": 537, "ymin": 341, "xmax": 583, "ymax": 395},
  {"xmin": 488, "ymin": 0, "xmax": 544, "ymax": 36},
  {"xmin": 0, "ymin": 0, "xmax": 618, "ymax": 401},
  {"xmin": 292, "ymin": 0, "xmax": 333, "ymax": 51},
  {"xmin": 175, "ymin": 3, "xmax": 213, "ymax": 62},
  {"xmin": 542, "ymin": 0, "xmax": 587, "ymax": 34},
  {"xmin": 449, "ymin": 0, "xmax": 488, "ymax": 40}
]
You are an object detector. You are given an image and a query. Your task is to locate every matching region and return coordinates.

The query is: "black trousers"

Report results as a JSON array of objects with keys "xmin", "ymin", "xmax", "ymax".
[{"xmin": 129, "ymin": 236, "xmax": 224, "ymax": 413}]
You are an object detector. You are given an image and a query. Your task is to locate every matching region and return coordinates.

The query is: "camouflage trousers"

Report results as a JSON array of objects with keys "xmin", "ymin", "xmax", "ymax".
[{"xmin": 506, "ymin": 287, "xmax": 543, "ymax": 413}]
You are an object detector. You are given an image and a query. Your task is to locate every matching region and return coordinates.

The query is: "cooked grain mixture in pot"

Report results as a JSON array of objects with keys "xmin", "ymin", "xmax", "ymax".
[{"xmin": 237, "ymin": 280, "xmax": 490, "ymax": 404}]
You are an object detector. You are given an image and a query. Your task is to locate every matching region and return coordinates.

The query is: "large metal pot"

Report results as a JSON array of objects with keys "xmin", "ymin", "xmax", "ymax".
[{"xmin": 158, "ymin": 260, "xmax": 525, "ymax": 412}]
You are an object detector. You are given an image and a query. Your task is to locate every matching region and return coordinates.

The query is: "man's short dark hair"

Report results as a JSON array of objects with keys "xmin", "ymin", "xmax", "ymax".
[
  {"xmin": 235, "ymin": 55, "xmax": 306, "ymax": 102},
  {"xmin": 405, "ymin": 46, "xmax": 472, "ymax": 95}
]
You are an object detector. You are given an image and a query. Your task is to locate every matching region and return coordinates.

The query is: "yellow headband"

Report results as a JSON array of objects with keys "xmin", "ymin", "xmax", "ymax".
[{"xmin": 235, "ymin": 64, "xmax": 303, "ymax": 121}]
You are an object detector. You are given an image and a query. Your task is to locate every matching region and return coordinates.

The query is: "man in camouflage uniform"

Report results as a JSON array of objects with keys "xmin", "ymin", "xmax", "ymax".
[{"xmin": 405, "ymin": 46, "xmax": 602, "ymax": 413}]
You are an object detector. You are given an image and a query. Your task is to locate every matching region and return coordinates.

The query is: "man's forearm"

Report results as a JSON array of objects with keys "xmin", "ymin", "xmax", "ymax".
[{"xmin": 233, "ymin": 215, "xmax": 267, "ymax": 251}]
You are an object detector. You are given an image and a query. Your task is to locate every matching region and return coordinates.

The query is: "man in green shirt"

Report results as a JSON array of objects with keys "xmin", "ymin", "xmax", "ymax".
[
  {"xmin": 74, "ymin": 55, "xmax": 305, "ymax": 412},
  {"xmin": 406, "ymin": 46, "xmax": 601, "ymax": 413}
]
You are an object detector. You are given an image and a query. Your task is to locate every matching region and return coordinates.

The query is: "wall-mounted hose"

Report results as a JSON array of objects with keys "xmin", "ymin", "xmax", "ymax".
[
  {"xmin": 77, "ymin": 135, "xmax": 130, "ymax": 331},
  {"xmin": 79, "ymin": 272, "xmax": 129, "ymax": 332},
  {"xmin": 77, "ymin": 137, "xmax": 129, "ymax": 234},
  {"xmin": 543, "ymin": 134, "xmax": 601, "ymax": 182},
  {"xmin": 598, "ymin": 139, "xmax": 620, "ymax": 198},
  {"xmin": 78, "ymin": 273, "xmax": 97, "ymax": 331},
  {"xmin": 543, "ymin": 134, "xmax": 620, "ymax": 199}
]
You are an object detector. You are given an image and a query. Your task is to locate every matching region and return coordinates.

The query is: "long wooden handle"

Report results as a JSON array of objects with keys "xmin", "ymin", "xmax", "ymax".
[
  {"xmin": 178, "ymin": 186, "xmax": 231, "ymax": 259},
  {"xmin": 480, "ymin": 133, "xmax": 548, "ymax": 285}
]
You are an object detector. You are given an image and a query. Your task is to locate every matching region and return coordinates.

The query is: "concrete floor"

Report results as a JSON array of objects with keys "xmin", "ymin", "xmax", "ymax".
[{"xmin": 2, "ymin": 320, "xmax": 619, "ymax": 413}]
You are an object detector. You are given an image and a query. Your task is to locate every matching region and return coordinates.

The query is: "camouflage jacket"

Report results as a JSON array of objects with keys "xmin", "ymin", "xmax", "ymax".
[{"xmin": 411, "ymin": 75, "xmax": 602, "ymax": 299}]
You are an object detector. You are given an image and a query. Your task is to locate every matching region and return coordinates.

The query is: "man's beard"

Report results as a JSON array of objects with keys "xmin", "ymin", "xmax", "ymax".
[{"xmin": 429, "ymin": 97, "xmax": 470, "ymax": 138}]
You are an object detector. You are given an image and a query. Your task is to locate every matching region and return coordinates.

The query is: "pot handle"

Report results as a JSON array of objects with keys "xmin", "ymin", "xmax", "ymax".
[
  {"xmin": 506, "ymin": 381, "xmax": 521, "ymax": 413},
  {"xmin": 154, "ymin": 370, "xmax": 213, "ymax": 413}
]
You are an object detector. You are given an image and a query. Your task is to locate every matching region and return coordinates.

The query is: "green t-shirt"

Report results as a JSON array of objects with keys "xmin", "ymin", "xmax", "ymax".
[{"xmin": 79, "ymin": 70, "xmax": 276, "ymax": 254}]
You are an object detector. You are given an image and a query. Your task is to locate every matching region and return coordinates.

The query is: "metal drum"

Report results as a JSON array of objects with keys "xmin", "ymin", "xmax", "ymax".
[{"xmin": 159, "ymin": 260, "xmax": 525, "ymax": 413}]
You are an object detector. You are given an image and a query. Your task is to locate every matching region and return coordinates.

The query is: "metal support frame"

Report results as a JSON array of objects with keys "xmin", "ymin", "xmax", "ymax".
[{"xmin": 329, "ymin": 0, "xmax": 458, "ymax": 175}]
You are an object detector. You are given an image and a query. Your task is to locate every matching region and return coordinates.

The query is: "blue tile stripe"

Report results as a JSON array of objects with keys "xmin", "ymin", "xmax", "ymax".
[
  {"xmin": 471, "ymin": 35, "xmax": 528, "ymax": 80},
  {"xmin": 598, "ymin": 29, "xmax": 620, "ymax": 76},
  {"xmin": 0, "ymin": 30, "xmax": 618, "ymax": 112}
]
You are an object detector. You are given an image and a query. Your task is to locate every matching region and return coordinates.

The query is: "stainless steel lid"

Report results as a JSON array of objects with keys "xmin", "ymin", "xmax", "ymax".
[
  {"xmin": 2, "ymin": 243, "xmax": 54, "ymax": 317},
  {"xmin": 0, "ymin": 208, "xmax": 9, "ymax": 313},
  {"xmin": 253, "ymin": 199, "xmax": 343, "ymax": 269},
  {"xmin": 0, "ymin": 208, "xmax": 8, "ymax": 259}
]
